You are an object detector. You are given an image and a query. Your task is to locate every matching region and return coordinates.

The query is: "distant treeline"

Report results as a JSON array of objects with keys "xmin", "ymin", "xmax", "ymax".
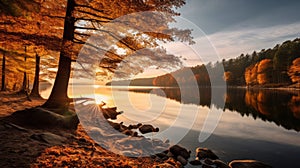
[{"xmin": 108, "ymin": 38, "xmax": 300, "ymax": 87}]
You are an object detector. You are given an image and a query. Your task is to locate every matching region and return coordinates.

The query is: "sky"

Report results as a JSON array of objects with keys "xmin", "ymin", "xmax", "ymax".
[
  {"xmin": 170, "ymin": 0, "xmax": 300, "ymax": 64},
  {"xmin": 132, "ymin": 0, "xmax": 300, "ymax": 79}
]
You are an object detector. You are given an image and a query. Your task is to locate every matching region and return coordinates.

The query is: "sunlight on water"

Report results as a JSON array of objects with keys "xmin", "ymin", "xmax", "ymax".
[{"xmin": 39, "ymin": 84, "xmax": 300, "ymax": 167}]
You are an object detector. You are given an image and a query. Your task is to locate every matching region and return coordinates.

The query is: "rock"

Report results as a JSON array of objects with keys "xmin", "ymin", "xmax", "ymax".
[
  {"xmin": 176, "ymin": 155, "xmax": 188, "ymax": 166},
  {"xmin": 5, "ymin": 122, "xmax": 28, "ymax": 132},
  {"xmin": 203, "ymin": 158, "xmax": 214, "ymax": 165},
  {"xmin": 229, "ymin": 160, "xmax": 272, "ymax": 168},
  {"xmin": 138, "ymin": 124, "xmax": 159, "ymax": 134},
  {"xmin": 189, "ymin": 159, "xmax": 202, "ymax": 165},
  {"xmin": 30, "ymin": 132, "xmax": 67, "ymax": 145},
  {"xmin": 101, "ymin": 107, "xmax": 123, "ymax": 120},
  {"xmin": 196, "ymin": 147, "xmax": 219, "ymax": 160},
  {"xmin": 128, "ymin": 123, "xmax": 142, "ymax": 129},
  {"xmin": 9, "ymin": 107, "xmax": 79, "ymax": 130},
  {"xmin": 108, "ymin": 121, "xmax": 122, "ymax": 130},
  {"xmin": 214, "ymin": 159, "xmax": 230, "ymax": 168},
  {"xmin": 169, "ymin": 145, "xmax": 191, "ymax": 159},
  {"xmin": 167, "ymin": 151, "xmax": 174, "ymax": 157},
  {"xmin": 155, "ymin": 152, "xmax": 168, "ymax": 158}
]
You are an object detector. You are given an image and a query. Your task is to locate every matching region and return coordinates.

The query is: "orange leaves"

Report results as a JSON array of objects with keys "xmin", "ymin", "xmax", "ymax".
[
  {"xmin": 245, "ymin": 59, "xmax": 273, "ymax": 85},
  {"xmin": 224, "ymin": 71, "xmax": 233, "ymax": 82},
  {"xmin": 245, "ymin": 64, "xmax": 258, "ymax": 85},
  {"xmin": 257, "ymin": 59, "xmax": 272, "ymax": 74},
  {"xmin": 257, "ymin": 59, "xmax": 273, "ymax": 85},
  {"xmin": 288, "ymin": 57, "xmax": 300, "ymax": 84}
]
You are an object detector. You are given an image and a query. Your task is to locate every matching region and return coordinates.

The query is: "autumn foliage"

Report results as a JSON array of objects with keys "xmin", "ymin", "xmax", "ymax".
[
  {"xmin": 288, "ymin": 57, "xmax": 300, "ymax": 84},
  {"xmin": 244, "ymin": 59, "xmax": 273, "ymax": 86}
]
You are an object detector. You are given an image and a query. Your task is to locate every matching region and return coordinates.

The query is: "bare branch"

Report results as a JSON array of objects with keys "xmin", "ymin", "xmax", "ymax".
[{"xmin": 74, "ymin": 26, "xmax": 98, "ymax": 31}]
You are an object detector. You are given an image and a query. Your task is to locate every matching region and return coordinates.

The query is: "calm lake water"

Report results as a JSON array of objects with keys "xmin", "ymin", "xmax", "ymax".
[{"xmin": 41, "ymin": 85, "xmax": 300, "ymax": 167}]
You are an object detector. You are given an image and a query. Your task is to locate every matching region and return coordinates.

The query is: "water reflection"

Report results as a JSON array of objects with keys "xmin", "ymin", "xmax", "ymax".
[{"xmin": 129, "ymin": 87, "xmax": 300, "ymax": 132}]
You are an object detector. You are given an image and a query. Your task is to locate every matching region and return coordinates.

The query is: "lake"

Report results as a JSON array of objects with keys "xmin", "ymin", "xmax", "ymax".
[{"xmin": 41, "ymin": 85, "xmax": 300, "ymax": 167}]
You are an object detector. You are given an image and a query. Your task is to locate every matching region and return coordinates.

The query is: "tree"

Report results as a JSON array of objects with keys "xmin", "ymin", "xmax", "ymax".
[
  {"xmin": 41, "ymin": 0, "xmax": 192, "ymax": 110},
  {"xmin": 288, "ymin": 57, "xmax": 300, "ymax": 84},
  {"xmin": 0, "ymin": 0, "xmax": 63, "ymax": 92},
  {"xmin": 18, "ymin": 46, "xmax": 30, "ymax": 94},
  {"xmin": 1, "ymin": 50, "xmax": 5, "ymax": 91},
  {"xmin": 30, "ymin": 52, "xmax": 41, "ymax": 97},
  {"xmin": 257, "ymin": 59, "xmax": 273, "ymax": 85},
  {"xmin": 224, "ymin": 71, "xmax": 233, "ymax": 84}
]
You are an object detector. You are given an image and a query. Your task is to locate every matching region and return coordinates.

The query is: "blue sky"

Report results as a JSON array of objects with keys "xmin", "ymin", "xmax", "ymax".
[
  {"xmin": 162, "ymin": 0, "xmax": 300, "ymax": 66},
  {"xmin": 133, "ymin": 0, "xmax": 300, "ymax": 78},
  {"xmin": 178, "ymin": 0, "xmax": 300, "ymax": 35}
]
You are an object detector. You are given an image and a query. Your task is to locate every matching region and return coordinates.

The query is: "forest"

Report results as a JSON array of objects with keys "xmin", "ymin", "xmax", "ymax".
[{"xmin": 143, "ymin": 38, "xmax": 300, "ymax": 87}]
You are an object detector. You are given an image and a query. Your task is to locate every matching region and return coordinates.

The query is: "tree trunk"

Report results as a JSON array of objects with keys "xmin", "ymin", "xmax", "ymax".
[
  {"xmin": 18, "ymin": 53, "xmax": 29, "ymax": 95},
  {"xmin": 42, "ymin": 0, "xmax": 75, "ymax": 111},
  {"xmin": 30, "ymin": 53, "xmax": 41, "ymax": 98},
  {"xmin": 1, "ymin": 52, "xmax": 5, "ymax": 91}
]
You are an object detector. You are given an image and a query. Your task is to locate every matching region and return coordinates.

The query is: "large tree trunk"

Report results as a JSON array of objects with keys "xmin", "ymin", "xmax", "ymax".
[
  {"xmin": 30, "ymin": 53, "xmax": 41, "ymax": 98},
  {"xmin": 42, "ymin": 0, "xmax": 75, "ymax": 112},
  {"xmin": 1, "ymin": 52, "xmax": 5, "ymax": 91}
]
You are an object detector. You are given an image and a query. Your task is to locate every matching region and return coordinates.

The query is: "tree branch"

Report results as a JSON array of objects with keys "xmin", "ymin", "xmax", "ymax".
[
  {"xmin": 74, "ymin": 4, "xmax": 104, "ymax": 14},
  {"xmin": 74, "ymin": 26, "xmax": 98, "ymax": 31},
  {"xmin": 75, "ymin": 17, "xmax": 110, "ymax": 23},
  {"xmin": 76, "ymin": 9, "xmax": 113, "ymax": 21}
]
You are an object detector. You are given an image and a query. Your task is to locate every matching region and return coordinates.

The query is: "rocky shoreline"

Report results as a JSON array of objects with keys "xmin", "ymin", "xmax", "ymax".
[{"xmin": 97, "ymin": 104, "xmax": 273, "ymax": 168}]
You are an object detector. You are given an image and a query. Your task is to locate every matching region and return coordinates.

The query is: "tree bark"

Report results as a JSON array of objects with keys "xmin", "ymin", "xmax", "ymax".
[
  {"xmin": 18, "ymin": 51, "xmax": 29, "ymax": 95},
  {"xmin": 1, "ymin": 52, "xmax": 5, "ymax": 91},
  {"xmin": 30, "ymin": 53, "xmax": 41, "ymax": 98},
  {"xmin": 42, "ymin": 0, "xmax": 75, "ymax": 111}
]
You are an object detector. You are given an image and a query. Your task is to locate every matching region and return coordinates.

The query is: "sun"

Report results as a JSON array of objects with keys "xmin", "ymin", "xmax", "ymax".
[{"xmin": 94, "ymin": 94, "xmax": 109, "ymax": 105}]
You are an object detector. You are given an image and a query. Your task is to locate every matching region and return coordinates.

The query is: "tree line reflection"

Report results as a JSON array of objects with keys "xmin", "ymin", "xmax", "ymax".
[{"xmin": 128, "ymin": 87, "xmax": 300, "ymax": 132}]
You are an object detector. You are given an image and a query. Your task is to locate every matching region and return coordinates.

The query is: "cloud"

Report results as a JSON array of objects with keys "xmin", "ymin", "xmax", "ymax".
[
  {"xmin": 163, "ymin": 22, "xmax": 300, "ymax": 66},
  {"xmin": 205, "ymin": 22, "xmax": 300, "ymax": 60}
]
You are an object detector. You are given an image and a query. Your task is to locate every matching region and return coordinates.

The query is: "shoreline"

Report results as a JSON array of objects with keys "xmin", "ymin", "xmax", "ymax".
[{"xmin": 0, "ymin": 91, "xmax": 276, "ymax": 167}]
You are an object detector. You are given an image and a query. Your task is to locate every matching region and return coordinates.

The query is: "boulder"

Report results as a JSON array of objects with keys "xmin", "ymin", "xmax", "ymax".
[
  {"xmin": 101, "ymin": 107, "xmax": 123, "ymax": 120},
  {"xmin": 189, "ymin": 159, "xmax": 202, "ymax": 165},
  {"xmin": 128, "ymin": 123, "xmax": 142, "ymax": 129},
  {"xmin": 30, "ymin": 132, "xmax": 67, "ymax": 145},
  {"xmin": 169, "ymin": 145, "xmax": 191, "ymax": 159},
  {"xmin": 138, "ymin": 124, "xmax": 159, "ymax": 134},
  {"xmin": 196, "ymin": 147, "xmax": 219, "ymax": 160},
  {"xmin": 176, "ymin": 155, "xmax": 188, "ymax": 165},
  {"xmin": 214, "ymin": 159, "xmax": 230, "ymax": 168},
  {"xmin": 9, "ymin": 107, "xmax": 79, "ymax": 130},
  {"xmin": 229, "ymin": 160, "xmax": 272, "ymax": 168}
]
